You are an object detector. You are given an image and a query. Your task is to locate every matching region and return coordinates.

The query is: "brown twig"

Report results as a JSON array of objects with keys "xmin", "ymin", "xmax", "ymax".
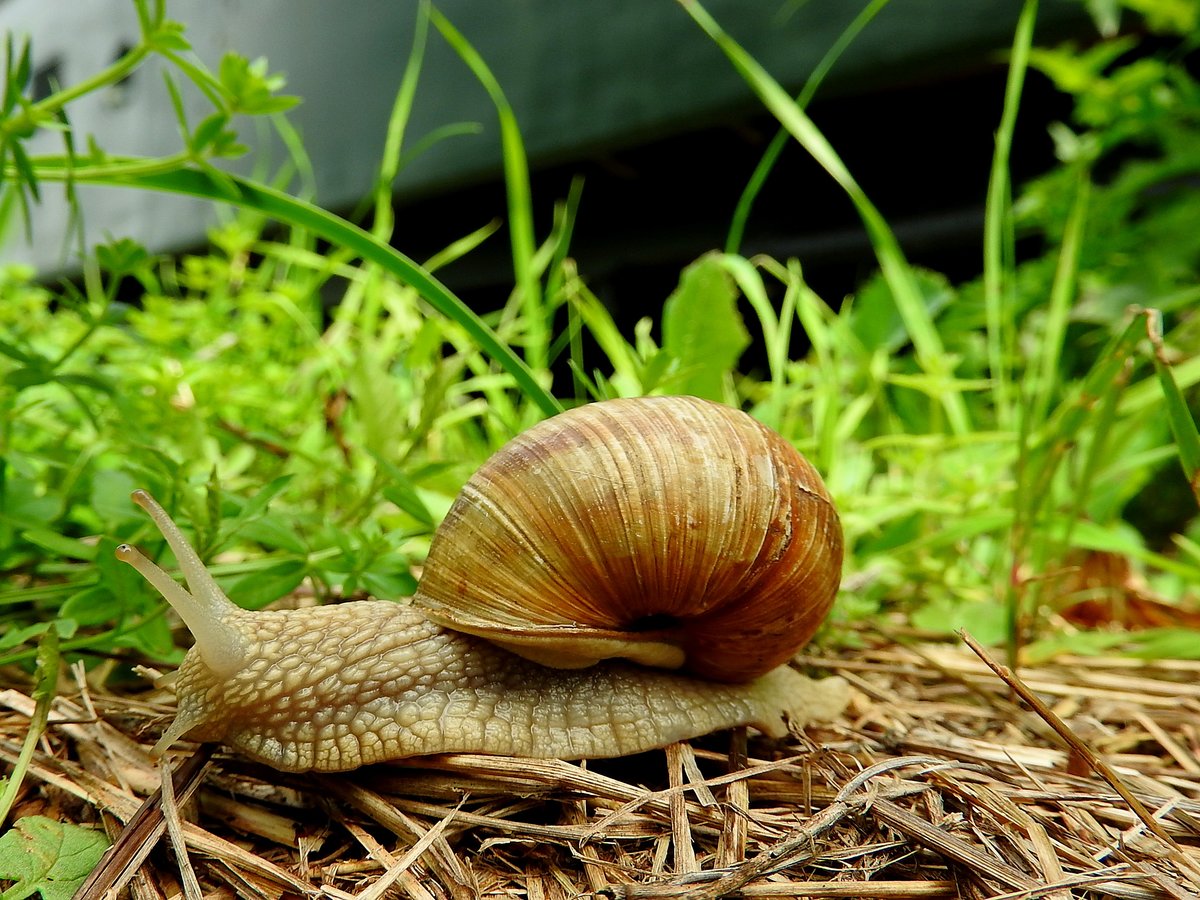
[
  {"xmin": 72, "ymin": 745, "xmax": 215, "ymax": 900},
  {"xmin": 958, "ymin": 629, "xmax": 1179, "ymax": 849}
]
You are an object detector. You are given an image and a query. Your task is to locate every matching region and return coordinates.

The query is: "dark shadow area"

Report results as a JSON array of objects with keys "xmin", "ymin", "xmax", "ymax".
[{"xmin": 383, "ymin": 61, "xmax": 1071, "ymax": 374}]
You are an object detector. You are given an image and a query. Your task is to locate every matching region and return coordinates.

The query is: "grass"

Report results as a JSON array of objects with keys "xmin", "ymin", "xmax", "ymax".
[
  {"xmin": 0, "ymin": 0, "xmax": 1199, "ymax": 892},
  {"xmin": 0, "ymin": 0, "xmax": 1195, "ymax": 691},
  {"xmin": 0, "ymin": 0, "xmax": 1194, "ymax": 669}
]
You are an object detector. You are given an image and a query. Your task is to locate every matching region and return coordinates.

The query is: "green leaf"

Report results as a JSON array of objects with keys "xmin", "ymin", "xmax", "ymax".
[
  {"xmin": 0, "ymin": 628, "xmax": 59, "ymax": 831},
  {"xmin": 227, "ymin": 559, "xmax": 307, "ymax": 609},
  {"xmin": 10, "ymin": 135, "xmax": 41, "ymax": 205},
  {"xmin": 90, "ymin": 469, "xmax": 140, "ymax": 525},
  {"xmin": 54, "ymin": 372, "xmax": 115, "ymax": 394},
  {"xmin": 1023, "ymin": 629, "xmax": 1131, "ymax": 663},
  {"xmin": 220, "ymin": 475, "xmax": 295, "ymax": 546},
  {"xmin": 0, "ymin": 337, "xmax": 42, "ymax": 366},
  {"xmin": 850, "ymin": 268, "xmax": 955, "ymax": 353},
  {"xmin": 661, "ymin": 254, "xmax": 749, "ymax": 400},
  {"xmin": 4, "ymin": 366, "xmax": 51, "ymax": 389},
  {"xmin": 677, "ymin": 0, "xmax": 970, "ymax": 434},
  {"xmin": 1083, "ymin": 0, "xmax": 1121, "ymax": 36},
  {"xmin": 912, "ymin": 596, "xmax": 1008, "ymax": 645},
  {"xmin": 189, "ymin": 111, "xmax": 232, "ymax": 154},
  {"xmin": 1127, "ymin": 628, "xmax": 1200, "ymax": 660},
  {"xmin": 0, "ymin": 621, "xmax": 50, "ymax": 652},
  {"xmin": 237, "ymin": 514, "xmax": 308, "ymax": 555},
  {"xmin": 147, "ymin": 21, "xmax": 192, "ymax": 53},
  {"xmin": 18, "ymin": 529, "xmax": 96, "ymax": 562},
  {"xmin": 113, "ymin": 612, "xmax": 180, "ymax": 663},
  {"xmin": 0, "ymin": 816, "xmax": 109, "ymax": 900},
  {"xmin": 1145, "ymin": 309, "xmax": 1200, "ymax": 504},
  {"xmin": 94, "ymin": 237, "xmax": 151, "ymax": 278},
  {"xmin": 58, "ymin": 586, "xmax": 123, "ymax": 629},
  {"xmin": 376, "ymin": 458, "xmax": 435, "ymax": 528},
  {"xmin": 3, "ymin": 34, "xmax": 32, "ymax": 116},
  {"xmin": 430, "ymin": 7, "xmax": 545, "ymax": 371},
  {"xmin": 72, "ymin": 167, "xmax": 561, "ymax": 417},
  {"xmin": 94, "ymin": 537, "xmax": 149, "ymax": 611},
  {"xmin": 361, "ymin": 570, "xmax": 419, "ymax": 601},
  {"xmin": 217, "ymin": 53, "xmax": 299, "ymax": 115}
]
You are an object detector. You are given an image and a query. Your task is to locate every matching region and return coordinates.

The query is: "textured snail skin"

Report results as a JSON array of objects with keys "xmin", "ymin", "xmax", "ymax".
[
  {"xmin": 119, "ymin": 394, "xmax": 848, "ymax": 773},
  {"xmin": 161, "ymin": 601, "xmax": 848, "ymax": 772}
]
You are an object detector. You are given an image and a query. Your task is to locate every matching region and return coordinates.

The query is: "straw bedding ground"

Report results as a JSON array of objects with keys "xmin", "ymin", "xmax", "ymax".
[{"xmin": 2, "ymin": 637, "xmax": 1199, "ymax": 899}]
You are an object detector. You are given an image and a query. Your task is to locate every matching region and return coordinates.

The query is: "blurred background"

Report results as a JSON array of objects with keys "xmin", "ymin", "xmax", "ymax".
[{"xmin": 0, "ymin": 0, "xmax": 1089, "ymax": 309}]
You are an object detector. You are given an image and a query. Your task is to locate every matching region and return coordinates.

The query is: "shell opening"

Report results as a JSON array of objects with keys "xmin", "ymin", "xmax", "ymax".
[
  {"xmin": 624, "ymin": 613, "xmax": 681, "ymax": 633},
  {"xmin": 118, "ymin": 490, "xmax": 247, "ymax": 678}
]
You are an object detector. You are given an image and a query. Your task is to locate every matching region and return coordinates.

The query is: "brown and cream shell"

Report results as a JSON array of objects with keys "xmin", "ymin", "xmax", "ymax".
[{"xmin": 414, "ymin": 395, "xmax": 843, "ymax": 683}]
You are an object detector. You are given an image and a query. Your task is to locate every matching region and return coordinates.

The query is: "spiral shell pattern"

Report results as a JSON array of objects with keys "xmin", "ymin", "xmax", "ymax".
[{"xmin": 414, "ymin": 395, "xmax": 842, "ymax": 683}]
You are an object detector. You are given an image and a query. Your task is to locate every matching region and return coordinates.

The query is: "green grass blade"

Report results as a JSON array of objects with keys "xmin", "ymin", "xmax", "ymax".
[
  {"xmin": 0, "ymin": 627, "xmax": 57, "ymax": 829},
  {"xmin": 983, "ymin": 0, "xmax": 1038, "ymax": 431},
  {"xmin": 1024, "ymin": 313, "xmax": 1145, "ymax": 517},
  {"xmin": 371, "ymin": 0, "xmax": 430, "ymax": 242},
  {"xmin": 89, "ymin": 166, "xmax": 561, "ymax": 417},
  {"xmin": 1005, "ymin": 310, "xmax": 1145, "ymax": 660},
  {"xmin": 1029, "ymin": 170, "xmax": 1089, "ymax": 431},
  {"xmin": 725, "ymin": 0, "xmax": 893, "ymax": 255},
  {"xmin": 430, "ymin": 7, "xmax": 547, "ymax": 373},
  {"xmin": 679, "ymin": 0, "xmax": 970, "ymax": 435},
  {"xmin": 1146, "ymin": 308, "xmax": 1200, "ymax": 505},
  {"xmin": 565, "ymin": 277, "xmax": 642, "ymax": 392},
  {"xmin": 544, "ymin": 175, "xmax": 585, "ymax": 315}
]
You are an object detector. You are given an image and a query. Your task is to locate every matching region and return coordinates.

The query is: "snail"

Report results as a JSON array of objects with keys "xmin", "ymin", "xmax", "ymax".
[{"xmin": 117, "ymin": 396, "xmax": 847, "ymax": 772}]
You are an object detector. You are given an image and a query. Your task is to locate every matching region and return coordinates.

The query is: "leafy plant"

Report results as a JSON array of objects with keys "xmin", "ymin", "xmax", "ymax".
[
  {"xmin": 0, "ymin": 0, "xmax": 1196, "ymax": 699},
  {"xmin": 0, "ymin": 816, "xmax": 108, "ymax": 900},
  {"xmin": 1, "ymin": 2, "xmax": 1198, "ymax": 881}
]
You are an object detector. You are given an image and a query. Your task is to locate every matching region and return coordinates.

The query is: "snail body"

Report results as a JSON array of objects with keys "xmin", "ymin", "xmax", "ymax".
[{"xmin": 120, "ymin": 396, "xmax": 847, "ymax": 773}]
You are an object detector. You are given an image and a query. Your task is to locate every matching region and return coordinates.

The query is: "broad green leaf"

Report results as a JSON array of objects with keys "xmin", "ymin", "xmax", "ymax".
[
  {"xmin": 912, "ymin": 596, "xmax": 1008, "ymax": 645},
  {"xmin": 237, "ymin": 515, "xmax": 309, "ymax": 555},
  {"xmin": 227, "ymin": 559, "xmax": 307, "ymax": 609},
  {"xmin": 58, "ymin": 586, "xmax": 123, "ymax": 628},
  {"xmin": 89, "ymin": 469, "xmax": 140, "ymax": 525},
  {"xmin": 0, "ymin": 816, "xmax": 109, "ymax": 900},
  {"xmin": 849, "ymin": 268, "xmax": 955, "ymax": 353},
  {"xmin": 662, "ymin": 255, "xmax": 749, "ymax": 401}
]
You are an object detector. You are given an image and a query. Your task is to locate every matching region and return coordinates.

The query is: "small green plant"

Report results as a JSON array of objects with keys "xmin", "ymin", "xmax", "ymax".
[
  {"xmin": 0, "ymin": 0, "xmax": 1195, "ymax": 701},
  {"xmin": 1, "ymin": 1, "xmax": 1198, "ymax": 884},
  {"xmin": 675, "ymin": 0, "xmax": 1200, "ymax": 658}
]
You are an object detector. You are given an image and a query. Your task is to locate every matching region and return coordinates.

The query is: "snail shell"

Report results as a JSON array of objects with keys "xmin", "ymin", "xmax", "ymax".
[{"xmin": 414, "ymin": 395, "xmax": 843, "ymax": 683}]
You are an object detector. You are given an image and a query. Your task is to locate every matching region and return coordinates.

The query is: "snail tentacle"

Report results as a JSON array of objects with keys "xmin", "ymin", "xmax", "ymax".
[{"xmin": 121, "ymin": 491, "xmax": 248, "ymax": 679}]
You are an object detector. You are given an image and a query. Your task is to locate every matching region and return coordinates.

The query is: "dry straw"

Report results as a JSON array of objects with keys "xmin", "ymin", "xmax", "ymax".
[{"xmin": 2, "ymin": 635, "xmax": 1199, "ymax": 899}]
